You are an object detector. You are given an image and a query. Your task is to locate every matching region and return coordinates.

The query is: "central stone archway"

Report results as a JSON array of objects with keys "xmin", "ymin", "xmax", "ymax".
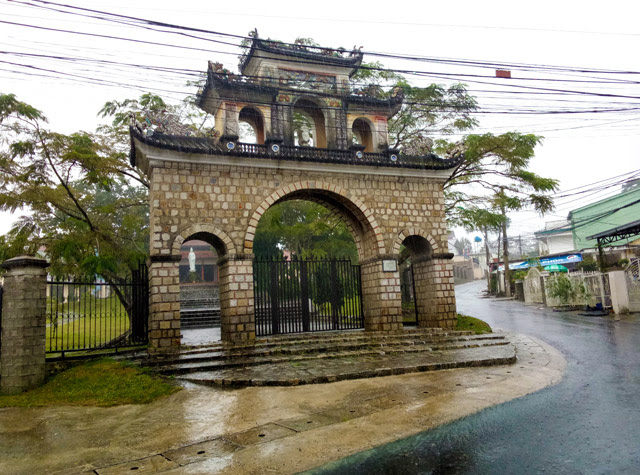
[{"xmin": 245, "ymin": 182, "xmax": 401, "ymax": 333}]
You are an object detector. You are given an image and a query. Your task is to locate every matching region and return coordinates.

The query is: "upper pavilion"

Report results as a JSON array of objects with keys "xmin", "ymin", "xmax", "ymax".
[{"xmin": 130, "ymin": 34, "xmax": 462, "ymax": 173}]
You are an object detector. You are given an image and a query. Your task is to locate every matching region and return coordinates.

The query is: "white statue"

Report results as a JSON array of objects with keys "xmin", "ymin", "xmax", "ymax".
[
  {"xmin": 298, "ymin": 125, "xmax": 312, "ymax": 146},
  {"xmin": 188, "ymin": 247, "xmax": 196, "ymax": 272}
]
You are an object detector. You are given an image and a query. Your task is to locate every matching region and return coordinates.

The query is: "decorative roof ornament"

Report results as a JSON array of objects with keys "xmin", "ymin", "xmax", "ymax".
[{"xmin": 238, "ymin": 31, "xmax": 364, "ymax": 75}]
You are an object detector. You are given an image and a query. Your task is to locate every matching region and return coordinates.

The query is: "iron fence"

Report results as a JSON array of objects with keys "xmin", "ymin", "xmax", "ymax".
[
  {"xmin": 0, "ymin": 285, "xmax": 3, "ymax": 350},
  {"xmin": 254, "ymin": 258, "xmax": 363, "ymax": 336},
  {"xmin": 46, "ymin": 264, "xmax": 148, "ymax": 356}
]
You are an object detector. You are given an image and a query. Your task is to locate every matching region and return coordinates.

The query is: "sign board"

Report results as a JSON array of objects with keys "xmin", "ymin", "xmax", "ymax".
[
  {"xmin": 382, "ymin": 260, "xmax": 397, "ymax": 272},
  {"xmin": 497, "ymin": 253, "xmax": 583, "ymax": 271}
]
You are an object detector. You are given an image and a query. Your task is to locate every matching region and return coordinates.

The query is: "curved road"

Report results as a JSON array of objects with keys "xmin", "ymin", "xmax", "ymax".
[{"xmin": 313, "ymin": 280, "xmax": 640, "ymax": 474}]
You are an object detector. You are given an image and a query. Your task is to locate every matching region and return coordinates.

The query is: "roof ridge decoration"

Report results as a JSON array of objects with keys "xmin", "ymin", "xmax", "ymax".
[{"xmin": 238, "ymin": 30, "xmax": 364, "ymax": 75}]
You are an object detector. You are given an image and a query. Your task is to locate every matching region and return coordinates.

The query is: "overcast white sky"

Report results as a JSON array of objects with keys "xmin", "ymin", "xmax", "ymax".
[{"xmin": 2, "ymin": 0, "xmax": 639, "ymax": 244}]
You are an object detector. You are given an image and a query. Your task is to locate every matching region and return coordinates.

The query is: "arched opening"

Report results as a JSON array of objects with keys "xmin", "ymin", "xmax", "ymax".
[
  {"xmin": 352, "ymin": 118, "xmax": 374, "ymax": 152},
  {"xmin": 399, "ymin": 235, "xmax": 433, "ymax": 326},
  {"xmin": 239, "ymin": 107, "xmax": 265, "ymax": 144},
  {"xmin": 252, "ymin": 193, "xmax": 369, "ymax": 336},
  {"xmin": 293, "ymin": 99, "xmax": 327, "ymax": 148},
  {"xmin": 179, "ymin": 232, "xmax": 226, "ymax": 344}
]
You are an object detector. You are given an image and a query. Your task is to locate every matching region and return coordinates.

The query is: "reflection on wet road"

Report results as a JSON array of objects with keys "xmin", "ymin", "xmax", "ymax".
[{"xmin": 312, "ymin": 280, "xmax": 640, "ymax": 474}]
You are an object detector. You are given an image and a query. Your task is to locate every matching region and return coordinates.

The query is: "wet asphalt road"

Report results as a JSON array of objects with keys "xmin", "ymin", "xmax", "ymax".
[{"xmin": 312, "ymin": 280, "xmax": 640, "ymax": 474}]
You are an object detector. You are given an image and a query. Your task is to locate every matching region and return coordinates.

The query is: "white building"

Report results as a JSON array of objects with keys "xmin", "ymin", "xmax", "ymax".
[{"xmin": 535, "ymin": 219, "xmax": 574, "ymax": 256}]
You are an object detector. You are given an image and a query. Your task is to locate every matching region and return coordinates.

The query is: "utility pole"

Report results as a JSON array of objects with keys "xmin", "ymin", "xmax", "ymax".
[
  {"xmin": 483, "ymin": 225, "xmax": 491, "ymax": 292},
  {"xmin": 519, "ymin": 235, "xmax": 523, "ymax": 259},
  {"xmin": 500, "ymin": 198, "xmax": 511, "ymax": 297}
]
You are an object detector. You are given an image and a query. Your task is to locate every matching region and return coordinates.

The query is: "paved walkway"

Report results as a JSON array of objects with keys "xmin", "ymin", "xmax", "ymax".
[{"xmin": 0, "ymin": 333, "xmax": 565, "ymax": 474}]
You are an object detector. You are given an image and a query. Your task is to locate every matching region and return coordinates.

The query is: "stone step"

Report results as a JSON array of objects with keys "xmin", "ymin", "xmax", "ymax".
[
  {"xmin": 160, "ymin": 334, "xmax": 506, "ymax": 364},
  {"xmin": 179, "ymin": 328, "xmax": 471, "ymax": 354},
  {"xmin": 180, "ymin": 308, "xmax": 221, "ymax": 329},
  {"xmin": 148, "ymin": 334, "xmax": 508, "ymax": 375},
  {"xmin": 162, "ymin": 341, "xmax": 511, "ymax": 376},
  {"xmin": 181, "ymin": 322, "xmax": 221, "ymax": 330},
  {"xmin": 181, "ymin": 311, "xmax": 221, "ymax": 319},
  {"xmin": 177, "ymin": 342, "xmax": 517, "ymax": 386},
  {"xmin": 181, "ymin": 299, "xmax": 220, "ymax": 308}
]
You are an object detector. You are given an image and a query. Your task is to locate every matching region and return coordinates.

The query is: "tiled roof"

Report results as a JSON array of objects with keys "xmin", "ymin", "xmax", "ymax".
[{"xmin": 130, "ymin": 125, "xmax": 463, "ymax": 171}]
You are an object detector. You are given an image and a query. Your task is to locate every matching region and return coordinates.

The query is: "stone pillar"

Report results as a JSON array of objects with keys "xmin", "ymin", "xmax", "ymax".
[
  {"xmin": 1, "ymin": 255, "xmax": 49, "ymax": 395},
  {"xmin": 413, "ymin": 253, "xmax": 457, "ymax": 329},
  {"xmin": 148, "ymin": 256, "xmax": 181, "ymax": 354},
  {"xmin": 608, "ymin": 270, "xmax": 631, "ymax": 314},
  {"xmin": 360, "ymin": 256, "xmax": 403, "ymax": 332},
  {"xmin": 218, "ymin": 254, "xmax": 255, "ymax": 345}
]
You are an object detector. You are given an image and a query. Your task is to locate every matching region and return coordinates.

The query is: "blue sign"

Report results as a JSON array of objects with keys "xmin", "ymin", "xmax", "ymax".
[{"xmin": 497, "ymin": 253, "xmax": 582, "ymax": 271}]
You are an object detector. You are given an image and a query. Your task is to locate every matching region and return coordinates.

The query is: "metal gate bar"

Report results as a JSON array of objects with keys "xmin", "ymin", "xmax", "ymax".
[{"xmin": 253, "ymin": 258, "xmax": 363, "ymax": 336}]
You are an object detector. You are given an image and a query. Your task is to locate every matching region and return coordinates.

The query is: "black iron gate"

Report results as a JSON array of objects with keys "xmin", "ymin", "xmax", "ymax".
[
  {"xmin": 253, "ymin": 258, "xmax": 364, "ymax": 336},
  {"xmin": 46, "ymin": 263, "xmax": 149, "ymax": 356},
  {"xmin": 400, "ymin": 263, "xmax": 419, "ymax": 325},
  {"xmin": 0, "ymin": 285, "xmax": 3, "ymax": 351}
]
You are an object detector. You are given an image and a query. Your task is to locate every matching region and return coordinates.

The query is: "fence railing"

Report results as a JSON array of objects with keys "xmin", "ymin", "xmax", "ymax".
[
  {"xmin": 0, "ymin": 285, "xmax": 3, "ymax": 351},
  {"xmin": 254, "ymin": 258, "xmax": 363, "ymax": 336},
  {"xmin": 46, "ymin": 265, "xmax": 148, "ymax": 356}
]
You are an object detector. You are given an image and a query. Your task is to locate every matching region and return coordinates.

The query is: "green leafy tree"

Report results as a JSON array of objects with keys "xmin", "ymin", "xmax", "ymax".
[
  {"xmin": 0, "ymin": 93, "xmax": 149, "ymax": 315},
  {"xmin": 453, "ymin": 237, "xmax": 472, "ymax": 256},
  {"xmin": 253, "ymin": 200, "xmax": 358, "ymax": 261}
]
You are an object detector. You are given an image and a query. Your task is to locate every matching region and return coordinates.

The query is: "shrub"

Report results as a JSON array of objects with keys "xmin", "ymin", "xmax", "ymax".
[
  {"xmin": 576, "ymin": 257, "xmax": 598, "ymax": 272},
  {"xmin": 546, "ymin": 274, "xmax": 588, "ymax": 306}
]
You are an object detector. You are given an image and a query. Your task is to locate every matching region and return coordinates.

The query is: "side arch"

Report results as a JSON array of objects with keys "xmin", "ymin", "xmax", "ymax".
[
  {"xmin": 172, "ymin": 223, "xmax": 237, "ymax": 257},
  {"xmin": 392, "ymin": 228, "xmax": 440, "ymax": 256},
  {"xmin": 350, "ymin": 117, "xmax": 374, "ymax": 152},
  {"xmin": 243, "ymin": 181, "xmax": 385, "ymax": 257}
]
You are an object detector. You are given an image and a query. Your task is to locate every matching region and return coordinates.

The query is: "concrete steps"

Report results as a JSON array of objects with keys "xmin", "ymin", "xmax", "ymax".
[
  {"xmin": 143, "ymin": 328, "xmax": 516, "ymax": 386},
  {"xmin": 180, "ymin": 308, "xmax": 220, "ymax": 329}
]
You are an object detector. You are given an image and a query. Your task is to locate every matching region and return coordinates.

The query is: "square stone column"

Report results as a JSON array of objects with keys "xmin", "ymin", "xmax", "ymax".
[
  {"xmin": 148, "ymin": 256, "xmax": 181, "ymax": 354},
  {"xmin": 218, "ymin": 254, "xmax": 255, "ymax": 345},
  {"xmin": 413, "ymin": 254, "xmax": 457, "ymax": 329},
  {"xmin": 1, "ymin": 255, "xmax": 49, "ymax": 395},
  {"xmin": 360, "ymin": 256, "xmax": 403, "ymax": 332}
]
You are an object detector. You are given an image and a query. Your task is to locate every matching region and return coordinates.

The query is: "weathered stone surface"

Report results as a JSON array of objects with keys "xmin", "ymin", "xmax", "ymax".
[
  {"xmin": 0, "ymin": 256, "xmax": 49, "ymax": 395},
  {"xmin": 145, "ymin": 159, "xmax": 456, "ymax": 352}
]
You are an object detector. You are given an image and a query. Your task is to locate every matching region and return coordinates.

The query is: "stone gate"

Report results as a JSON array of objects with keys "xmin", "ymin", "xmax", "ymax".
[{"xmin": 130, "ymin": 35, "xmax": 461, "ymax": 353}]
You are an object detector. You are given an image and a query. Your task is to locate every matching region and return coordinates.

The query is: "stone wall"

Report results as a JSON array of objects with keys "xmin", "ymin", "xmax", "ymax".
[{"xmin": 149, "ymin": 162, "xmax": 449, "ymax": 258}]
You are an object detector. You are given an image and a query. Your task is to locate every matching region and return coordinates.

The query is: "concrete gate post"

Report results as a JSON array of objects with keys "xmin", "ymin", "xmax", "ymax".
[
  {"xmin": 413, "ymin": 253, "xmax": 457, "ymax": 329},
  {"xmin": 360, "ymin": 256, "xmax": 403, "ymax": 332},
  {"xmin": 218, "ymin": 254, "xmax": 255, "ymax": 344},
  {"xmin": 0, "ymin": 255, "xmax": 49, "ymax": 395},
  {"xmin": 608, "ymin": 270, "xmax": 631, "ymax": 314},
  {"xmin": 148, "ymin": 256, "xmax": 181, "ymax": 354}
]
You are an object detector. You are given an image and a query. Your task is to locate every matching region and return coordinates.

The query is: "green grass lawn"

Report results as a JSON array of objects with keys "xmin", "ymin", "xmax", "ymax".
[
  {"xmin": 47, "ymin": 314, "xmax": 131, "ymax": 352},
  {"xmin": 456, "ymin": 313, "xmax": 492, "ymax": 334},
  {"xmin": 46, "ymin": 294, "xmax": 132, "ymax": 351},
  {"xmin": 0, "ymin": 359, "xmax": 180, "ymax": 407}
]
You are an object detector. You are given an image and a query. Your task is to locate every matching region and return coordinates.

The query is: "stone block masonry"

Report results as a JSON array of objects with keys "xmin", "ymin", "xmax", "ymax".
[
  {"xmin": 0, "ymin": 255, "xmax": 49, "ymax": 395},
  {"xmin": 143, "ymin": 157, "xmax": 456, "ymax": 352},
  {"xmin": 413, "ymin": 256, "xmax": 457, "ymax": 328},
  {"xmin": 148, "ymin": 257, "xmax": 182, "ymax": 354}
]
